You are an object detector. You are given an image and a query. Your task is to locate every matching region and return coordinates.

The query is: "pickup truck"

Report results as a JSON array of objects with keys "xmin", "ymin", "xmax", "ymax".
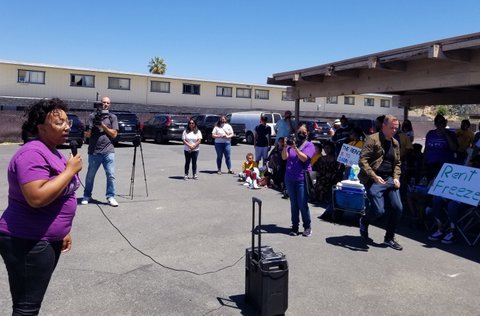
[{"xmin": 191, "ymin": 114, "xmax": 246, "ymax": 145}]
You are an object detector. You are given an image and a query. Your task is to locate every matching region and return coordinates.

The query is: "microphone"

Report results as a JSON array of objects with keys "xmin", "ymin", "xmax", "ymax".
[{"xmin": 70, "ymin": 140, "xmax": 78, "ymax": 156}]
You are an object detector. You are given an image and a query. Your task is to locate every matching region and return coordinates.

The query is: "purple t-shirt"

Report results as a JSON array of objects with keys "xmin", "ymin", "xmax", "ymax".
[
  {"xmin": 285, "ymin": 141, "xmax": 315, "ymax": 181},
  {"xmin": 0, "ymin": 140, "xmax": 80, "ymax": 241},
  {"xmin": 424, "ymin": 129, "xmax": 457, "ymax": 164}
]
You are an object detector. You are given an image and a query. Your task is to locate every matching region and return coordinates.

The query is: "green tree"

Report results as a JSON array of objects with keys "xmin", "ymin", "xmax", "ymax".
[
  {"xmin": 436, "ymin": 105, "xmax": 448, "ymax": 116},
  {"xmin": 148, "ymin": 56, "xmax": 167, "ymax": 74}
]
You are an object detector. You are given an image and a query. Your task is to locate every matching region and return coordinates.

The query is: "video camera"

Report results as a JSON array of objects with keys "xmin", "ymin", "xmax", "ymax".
[
  {"xmin": 286, "ymin": 133, "xmax": 296, "ymax": 146},
  {"xmin": 93, "ymin": 101, "xmax": 109, "ymax": 125}
]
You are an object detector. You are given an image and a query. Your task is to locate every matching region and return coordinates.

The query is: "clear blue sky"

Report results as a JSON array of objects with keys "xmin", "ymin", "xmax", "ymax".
[{"xmin": 1, "ymin": 1, "xmax": 479, "ymax": 84}]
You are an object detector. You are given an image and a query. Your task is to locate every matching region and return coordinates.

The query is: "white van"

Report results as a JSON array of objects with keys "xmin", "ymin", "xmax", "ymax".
[{"xmin": 226, "ymin": 111, "xmax": 282, "ymax": 144}]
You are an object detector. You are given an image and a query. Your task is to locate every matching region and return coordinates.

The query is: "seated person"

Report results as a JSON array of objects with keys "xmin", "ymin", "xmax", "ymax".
[
  {"xmin": 343, "ymin": 127, "xmax": 365, "ymax": 179},
  {"xmin": 238, "ymin": 153, "xmax": 258, "ymax": 180},
  {"xmin": 313, "ymin": 141, "xmax": 342, "ymax": 204},
  {"xmin": 428, "ymin": 154, "xmax": 480, "ymax": 244},
  {"xmin": 267, "ymin": 138, "xmax": 286, "ymax": 190},
  {"xmin": 311, "ymin": 142, "xmax": 323, "ymax": 170}
]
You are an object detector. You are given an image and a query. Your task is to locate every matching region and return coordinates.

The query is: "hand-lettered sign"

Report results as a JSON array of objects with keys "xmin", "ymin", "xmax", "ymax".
[
  {"xmin": 428, "ymin": 163, "xmax": 480, "ymax": 206},
  {"xmin": 337, "ymin": 143, "xmax": 361, "ymax": 166}
]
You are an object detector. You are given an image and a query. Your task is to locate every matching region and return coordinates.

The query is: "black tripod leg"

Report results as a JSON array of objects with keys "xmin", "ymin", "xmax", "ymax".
[
  {"xmin": 130, "ymin": 145, "xmax": 137, "ymax": 200},
  {"xmin": 139, "ymin": 142, "xmax": 149, "ymax": 197}
]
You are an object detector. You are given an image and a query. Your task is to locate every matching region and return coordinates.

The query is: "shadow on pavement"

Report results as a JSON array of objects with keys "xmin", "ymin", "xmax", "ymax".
[
  {"xmin": 258, "ymin": 224, "xmax": 291, "ymax": 235},
  {"xmin": 213, "ymin": 294, "xmax": 256, "ymax": 316}
]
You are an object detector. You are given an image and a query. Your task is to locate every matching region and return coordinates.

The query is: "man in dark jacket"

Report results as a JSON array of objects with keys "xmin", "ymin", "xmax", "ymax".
[{"xmin": 358, "ymin": 114, "xmax": 403, "ymax": 250}]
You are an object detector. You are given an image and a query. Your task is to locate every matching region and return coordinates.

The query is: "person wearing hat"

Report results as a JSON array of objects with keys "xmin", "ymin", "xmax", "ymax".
[
  {"xmin": 275, "ymin": 110, "xmax": 295, "ymax": 144},
  {"xmin": 333, "ymin": 119, "xmax": 341, "ymax": 132}
]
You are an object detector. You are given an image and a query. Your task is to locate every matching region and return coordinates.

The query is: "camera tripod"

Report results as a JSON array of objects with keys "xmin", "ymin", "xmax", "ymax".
[{"xmin": 129, "ymin": 135, "xmax": 149, "ymax": 199}]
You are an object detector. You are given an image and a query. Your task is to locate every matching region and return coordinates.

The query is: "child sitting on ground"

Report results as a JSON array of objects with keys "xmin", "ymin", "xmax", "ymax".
[{"xmin": 238, "ymin": 153, "xmax": 258, "ymax": 181}]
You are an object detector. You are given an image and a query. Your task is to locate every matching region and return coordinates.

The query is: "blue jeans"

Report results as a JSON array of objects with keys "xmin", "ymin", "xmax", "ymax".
[
  {"xmin": 214, "ymin": 142, "xmax": 231, "ymax": 171},
  {"xmin": 364, "ymin": 177, "xmax": 403, "ymax": 240},
  {"xmin": 83, "ymin": 153, "xmax": 116, "ymax": 199},
  {"xmin": 0, "ymin": 233, "xmax": 62, "ymax": 316},
  {"xmin": 431, "ymin": 196, "xmax": 461, "ymax": 228},
  {"xmin": 284, "ymin": 177, "xmax": 311, "ymax": 229},
  {"xmin": 184, "ymin": 150, "xmax": 199, "ymax": 175}
]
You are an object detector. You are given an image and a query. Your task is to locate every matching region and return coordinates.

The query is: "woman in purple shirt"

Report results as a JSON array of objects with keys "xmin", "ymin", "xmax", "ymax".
[
  {"xmin": 0, "ymin": 98, "xmax": 83, "ymax": 315},
  {"xmin": 282, "ymin": 124, "xmax": 315, "ymax": 237}
]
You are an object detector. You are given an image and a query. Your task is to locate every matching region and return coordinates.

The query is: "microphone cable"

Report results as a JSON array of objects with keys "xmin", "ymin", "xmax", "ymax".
[
  {"xmin": 93, "ymin": 201, "xmax": 245, "ymax": 276},
  {"xmin": 73, "ymin": 168, "xmax": 245, "ymax": 276}
]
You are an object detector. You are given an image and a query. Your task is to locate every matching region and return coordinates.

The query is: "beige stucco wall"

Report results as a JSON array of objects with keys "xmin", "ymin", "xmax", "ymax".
[{"xmin": 0, "ymin": 60, "xmax": 399, "ymax": 116}]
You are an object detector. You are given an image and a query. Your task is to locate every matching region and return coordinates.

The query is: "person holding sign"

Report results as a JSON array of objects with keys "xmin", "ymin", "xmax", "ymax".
[
  {"xmin": 358, "ymin": 115, "xmax": 403, "ymax": 250},
  {"xmin": 427, "ymin": 154, "xmax": 480, "ymax": 244}
]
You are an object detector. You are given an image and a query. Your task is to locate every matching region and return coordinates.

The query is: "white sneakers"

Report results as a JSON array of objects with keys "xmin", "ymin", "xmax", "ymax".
[
  {"xmin": 107, "ymin": 197, "xmax": 119, "ymax": 207},
  {"xmin": 80, "ymin": 197, "xmax": 119, "ymax": 207}
]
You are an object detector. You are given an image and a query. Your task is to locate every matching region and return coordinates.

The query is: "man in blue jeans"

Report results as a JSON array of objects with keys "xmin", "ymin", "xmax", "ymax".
[
  {"xmin": 81, "ymin": 96, "xmax": 119, "ymax": 207},
  {"xmin": 358, "ymin": 114, "xmax": 403, "ymax": 250}
]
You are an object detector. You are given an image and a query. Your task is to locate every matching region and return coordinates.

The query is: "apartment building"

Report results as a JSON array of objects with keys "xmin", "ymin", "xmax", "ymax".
[{"xmin": 0, "ymin": 60, "xmax": 401, "ymax": 117}]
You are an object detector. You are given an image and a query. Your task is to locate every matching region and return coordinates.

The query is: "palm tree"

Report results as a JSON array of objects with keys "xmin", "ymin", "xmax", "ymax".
[{"xmin": 148, "ymin": 56, "xmax": 167, "ymax": 74}]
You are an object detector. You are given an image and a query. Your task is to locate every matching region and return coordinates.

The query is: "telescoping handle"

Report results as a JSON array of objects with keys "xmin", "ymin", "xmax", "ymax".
[{"xmin": 252, "ymin": 197, "xmax": 262, "ymax": 257}]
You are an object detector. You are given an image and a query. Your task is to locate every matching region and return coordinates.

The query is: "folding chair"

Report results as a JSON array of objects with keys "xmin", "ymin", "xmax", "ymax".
[{"xmin": 456, "ymin": 205, "xmax": 480, "ymax": 246}]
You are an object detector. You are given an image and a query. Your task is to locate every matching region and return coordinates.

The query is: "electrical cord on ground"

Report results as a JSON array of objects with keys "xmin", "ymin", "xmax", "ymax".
[{"xmin": 77, "ymin": 177, "xmax": 245, "ymax": 276}]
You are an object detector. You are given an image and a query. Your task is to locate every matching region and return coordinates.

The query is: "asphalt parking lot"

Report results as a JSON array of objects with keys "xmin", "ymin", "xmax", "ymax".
[{"xmin": 0, "ymin": 141, "xmax": 479, "ymax": 316}]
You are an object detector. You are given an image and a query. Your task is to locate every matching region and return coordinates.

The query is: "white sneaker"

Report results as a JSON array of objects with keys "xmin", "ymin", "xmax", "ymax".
[
  {"xmin": 302, "ymin": 227, "xmax": 312, "ymax": 237},
  {"xmin": 80, "ymin": 197, "xmax": 90, "ymax": 205},
  {"xmin": 107, "ymin": 197, "xmax": 119, "ymax": 207}
]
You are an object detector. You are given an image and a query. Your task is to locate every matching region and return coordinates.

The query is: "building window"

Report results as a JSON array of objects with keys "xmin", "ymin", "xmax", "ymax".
[
  {"xmin": 326, "ymin": 96, "xmax": 338, "ymax": 104},
  {"xmin": 216, "ymin": 86, "xmax": 232, "ymax": 97},
  {"xmin": 255, "ymin": 89, "xmax": 269, "ymax": 100},
  {"xmin": 344, "ymin": 96, "xmax": 355, "ymax": 105},
  {"xmin": 282, "ymin": 91, "xmax": 294, "ymax": 101},
  {"xmin": 108, "ymin": 77, "xmax": 130, "ymax": 90},
  {"xmin": 151, "ymin": 80, "xmax": 170, "ymax": 93},
  {"xmin": 17, "ymin": 69, "xmax": 45, "ymax": 84},
  {"xmin": 304, "ymin": 95, "xmax": 315, "ymax": 103},
  {"xmin": 380, "ymin": 99, "xmax": 391, "ymax": 108},
  {"xmin": 183, "ymin": 83, "xmax": 200, "ymax": 95},
  {"xmin": 364, "ymin": 97, "xmax": 375, "ymax": 107},
  {"xmin": 236, "ymin": 88, "xmax": 251, "ymax": 98},
  {"xmin": 70, "ymin": 74, "xmax": 95, "ymax": 87}
]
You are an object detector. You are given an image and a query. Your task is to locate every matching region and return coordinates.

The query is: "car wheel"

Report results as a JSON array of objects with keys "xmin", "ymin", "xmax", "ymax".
[
  {"xmin": 246, "ymin": 132, "xmax": 254, "ymax": 145},
  {"xmin": 155, "ymin": 132, "xmax": 164, "ymax": 144},
  {"xmin": 231, "ymin": 139, "xmax": 238, "ymax": 146},
  {"xmin": 206, "ymin": 134, "xmax": 214, "ymax": 144}
]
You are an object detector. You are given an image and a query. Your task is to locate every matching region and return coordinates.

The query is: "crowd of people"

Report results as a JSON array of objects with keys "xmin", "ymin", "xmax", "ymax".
[{"xmin": 1, "ymin": 96, "xmax": 479, "ymax": 314}]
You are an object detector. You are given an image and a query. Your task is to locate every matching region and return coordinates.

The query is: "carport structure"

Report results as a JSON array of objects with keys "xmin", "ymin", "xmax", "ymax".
[{"xmin": 267, "ymin": 32, "xmax": 480, "ymax": 119}]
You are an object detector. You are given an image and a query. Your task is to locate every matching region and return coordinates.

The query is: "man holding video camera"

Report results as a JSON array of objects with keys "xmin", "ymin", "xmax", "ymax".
[{"xmin": 81, "ymin": 97, "xmax": 120, "ymax": 207}]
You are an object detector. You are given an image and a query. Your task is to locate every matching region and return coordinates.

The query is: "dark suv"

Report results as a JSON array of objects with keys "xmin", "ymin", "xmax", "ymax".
[
  {"xmin": 348, "ymin": 118, "xmax": 376, "ymax": 136},
  {"xmin": 297, "ymin": 120, "xmax": 333, "ymax": 142},
  {"xmin": 22, "ymin": 113, "xmax": 85, "ymax": 147},
  {"xmin": 141, "ymin": 114, "xmax": 189, "ymax": 143},
  {"xmin": 66, "ymin": 113, "xmax": 85, "ymax": 147},
  {"xmin": 111, "ymin": 111, "xmax": 142, "ymax": 145}
]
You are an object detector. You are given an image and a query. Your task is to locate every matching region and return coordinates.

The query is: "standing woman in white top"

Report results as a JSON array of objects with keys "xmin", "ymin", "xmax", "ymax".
[
  {"xmin": 212, "ymin": 116, "xmax": 234, "ymax": 174},
  {"xmin": 182, "ymin": 119, "xmax": 202, "ymax": 180}
]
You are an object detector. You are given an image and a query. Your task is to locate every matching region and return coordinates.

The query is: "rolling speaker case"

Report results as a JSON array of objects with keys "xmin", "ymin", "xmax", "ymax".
[{"xmin": 245, "ymin": 197, "xmax": 288, "ymax": 316}]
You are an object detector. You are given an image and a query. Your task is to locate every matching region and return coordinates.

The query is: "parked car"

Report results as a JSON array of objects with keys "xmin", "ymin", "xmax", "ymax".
[
  {"xmin": 111, "ymin": 111, "xmax": 142, "ymax": 146},
  {"xmin": 141, "ymin": 114, "xmax": 189, "ymax": 143},
  {"xmin": 22, "ymin": 113, "xmax": 85, "ymax": 147},
  {"xmin": 298, "ymin": 120, "xmax": 333, "ymax": 142},
  {"xmin": 226, "ymin": 111, "xmax": 282, "ymax": 144},
  {"xmin": 348, "ymin": 118, "xmax": 376, "ymax": 136},
  {"xmin": 190, "ymin": 114, "xmax": 246, "ymax": 145}
]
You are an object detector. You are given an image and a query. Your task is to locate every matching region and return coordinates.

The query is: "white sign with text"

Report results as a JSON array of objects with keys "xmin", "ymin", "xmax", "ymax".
[
  {"xmin": 428, "ymin": 163, "xmax": 480, "ymax": 206},
  {"xmin": 337, "ymin": 143, "xmax": 361, "ymax": 166}
]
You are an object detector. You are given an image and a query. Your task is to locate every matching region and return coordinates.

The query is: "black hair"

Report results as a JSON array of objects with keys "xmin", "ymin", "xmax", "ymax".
[{"xmin": 22, "ymin": 98, "xmax": 68, "ymax": 136}]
